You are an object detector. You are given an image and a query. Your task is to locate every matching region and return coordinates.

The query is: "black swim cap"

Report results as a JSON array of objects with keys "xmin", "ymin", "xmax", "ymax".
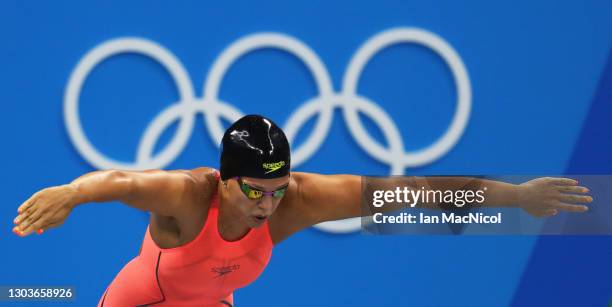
[{"xmin": 220, "ymin": 115, "xmax": 291, "ymax": 181}]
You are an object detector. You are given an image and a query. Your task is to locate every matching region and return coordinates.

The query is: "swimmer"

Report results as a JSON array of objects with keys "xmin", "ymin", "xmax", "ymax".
[{"xmin": 12, "ymin": 114, "xmax": 593, "ymax": 306}]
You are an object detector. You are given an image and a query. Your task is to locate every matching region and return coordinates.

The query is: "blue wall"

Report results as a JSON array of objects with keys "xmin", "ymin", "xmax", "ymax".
[{"xmin": 1, "ymin": 1, "xmax": 611, "ymax": 306}]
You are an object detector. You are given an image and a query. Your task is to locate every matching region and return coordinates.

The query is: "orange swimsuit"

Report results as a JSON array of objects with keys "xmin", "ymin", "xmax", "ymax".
[{"xmin": 98, "ymin": 171, "xmax": 273, "ymax": 306}]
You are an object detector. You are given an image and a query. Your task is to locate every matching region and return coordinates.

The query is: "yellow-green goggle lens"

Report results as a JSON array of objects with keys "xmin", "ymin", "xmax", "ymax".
[
  {"xmin": 273, "ymin": 188, "xmax": 286, "ymax": 198},
  {"xmin": 247, "ymin": 189, "xmax": 263, "ymax": 199},
  {"xmin": 238, "ymin": 179, "xmax": 287, "ymax": 200}
]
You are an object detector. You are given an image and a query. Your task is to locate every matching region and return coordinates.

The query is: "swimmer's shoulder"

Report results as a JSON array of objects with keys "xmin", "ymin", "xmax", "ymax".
[
  {"xmin": 153, "ymin": 167, "xmax": 218, "ymax": 216},
  {"xmin": 183, "ymin": 167, "xmax": 220, "ymax": 202},
  {"xmin": 185, "ymin": 167, "xmax": 219, "ymax": 184},
  {"xmin": 149, "ymin": 167, "xmax": 218, "ymax": 247}
]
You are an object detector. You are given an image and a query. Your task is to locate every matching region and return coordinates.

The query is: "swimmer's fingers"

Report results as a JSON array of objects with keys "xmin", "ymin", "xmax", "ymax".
[
  {"xmin": 17, "ymin": 209, "xmax": 67, "ymax": 237},
  {"xmin": 13, "ymin": 201, "xmax": 45, "ymax": 236},
  {"xmin": 14, "ymin": 192, "xmax": 41, "ymax": 226},
  {"xmin": 14, "ymin": 188, "xmax": 55, "ymax": 228},
  {"xmin": 556, "ymin": 185, "xmax": 589, "ymax": 194},
  {"xmin": 13, "ymin": 221, "xmax": 60, "ymax": 237},
  {"xmin": 549, "ymin": 177, "xmax": 579, "ymax": 186},
  {"xmin": 16, "ymin": 216, "xmax": 47, "ymax": 237},
  {"xmin": 13, "ymin": 186, "xmax": 76, "ymax": 237},
  {"xmin": 557, "ymin": 193, "xmax": 593, "ymax": 204},
  {"xmin": 17, "ymin": 190, "xmax": 41, "ymax": 215},
  {"xmin": 552, "ymin": 202, "xmax": 589, "ymax": 213},
  {"xmin": 36, "ymin": 221, "xmax": 63, "ymax": 235}
]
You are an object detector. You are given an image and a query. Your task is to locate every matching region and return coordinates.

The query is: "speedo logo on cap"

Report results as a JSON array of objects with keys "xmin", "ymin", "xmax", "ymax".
[{"xmin": 262, "ymin": 161, "xmax": 286, "ymax": 174}]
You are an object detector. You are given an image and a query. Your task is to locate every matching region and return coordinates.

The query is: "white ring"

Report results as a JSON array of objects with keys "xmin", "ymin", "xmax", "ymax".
[
  {"xmin": 202, "ymin": 33, "xmax": 334, "ymax": 150},
  {"xmin": 343, "ymin": 28, "xmax": 471, "ymax": 167},
  {"xmin": 64, "ymin": 28, "xmax": 472, "ymax": 233},
  {"xmin": 64, "ymin": 38, "xmax": 195, "ymax": 170}
]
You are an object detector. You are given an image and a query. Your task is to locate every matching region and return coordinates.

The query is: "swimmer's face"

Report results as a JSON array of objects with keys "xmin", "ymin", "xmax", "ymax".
[{"xmin": 227, "ymin": 175, "xmax": 290, "ymax": 228}]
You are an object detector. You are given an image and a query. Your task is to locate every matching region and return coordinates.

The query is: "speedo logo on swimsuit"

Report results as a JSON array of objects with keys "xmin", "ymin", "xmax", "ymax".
[
  {"xmin": 262, "ymin": 161, "xmax": 285, "ymax": 174},
  {"xmin": 211, "ymin": 264, "xmax": 241, "ymax": 278}
]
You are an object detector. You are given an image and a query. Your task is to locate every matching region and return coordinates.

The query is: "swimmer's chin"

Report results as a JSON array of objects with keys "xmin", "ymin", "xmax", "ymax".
[{"xmin": 249, "ymin": 215, "xmax": 268, "ymax": 228}]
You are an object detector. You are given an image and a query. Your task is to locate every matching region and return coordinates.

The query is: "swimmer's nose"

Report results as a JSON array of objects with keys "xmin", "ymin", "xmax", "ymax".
[{"xmin": 257, "ymin": 197, "xmax": 275, "ymax": 214}]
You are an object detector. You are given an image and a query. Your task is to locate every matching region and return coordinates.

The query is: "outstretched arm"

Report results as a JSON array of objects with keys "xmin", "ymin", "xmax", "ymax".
[
  {"xmin": 13, "ymin": 167, "xmax": 213, "ymax": 237},
  {"xmin": 292, "ymin": 173, "xmax": 592, "ymax": 226}
]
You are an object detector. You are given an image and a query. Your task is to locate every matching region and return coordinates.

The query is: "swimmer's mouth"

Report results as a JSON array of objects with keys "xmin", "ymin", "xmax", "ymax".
[{"xmin": 254, "ymin": 215, "xmax": 268, "ymax": 222}]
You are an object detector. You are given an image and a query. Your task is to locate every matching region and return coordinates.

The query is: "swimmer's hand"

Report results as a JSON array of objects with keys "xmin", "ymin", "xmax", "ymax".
[
  {"xmin": 12, "ymin": 184, "xmax": 78, "ymax": 237},
  {"xmin": 517, "ymin": 177, "xmax": 592, "ymax": 217}
]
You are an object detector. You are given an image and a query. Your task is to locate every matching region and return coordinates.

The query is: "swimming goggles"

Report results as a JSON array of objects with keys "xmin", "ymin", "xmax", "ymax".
[{"xmin": 235, "ymin": 177, "xmax": 289, "ymax": 200}]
